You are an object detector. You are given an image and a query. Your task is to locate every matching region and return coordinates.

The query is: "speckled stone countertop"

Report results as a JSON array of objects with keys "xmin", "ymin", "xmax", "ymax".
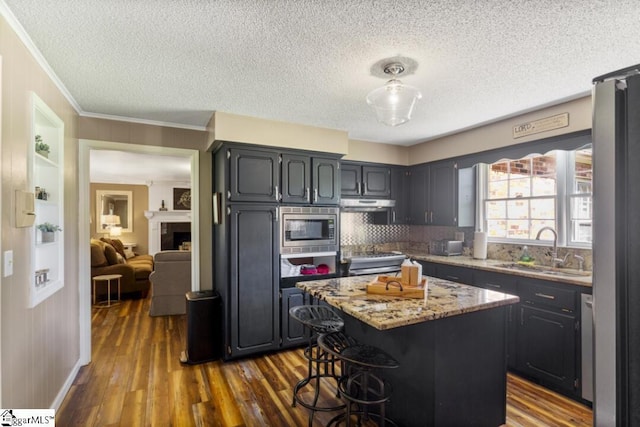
[
  {"xmin": 296, "ymin": 275, "xmax": 520, "ymax": 331},
  {"xmin": 404, "ymin": 253, "xmax": 593, "ymax": 288}
]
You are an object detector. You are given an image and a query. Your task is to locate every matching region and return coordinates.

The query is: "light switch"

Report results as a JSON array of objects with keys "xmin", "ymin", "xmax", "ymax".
[{"xmin": 3, "ymin": 250, "xmax": 13, "ymax": 277}]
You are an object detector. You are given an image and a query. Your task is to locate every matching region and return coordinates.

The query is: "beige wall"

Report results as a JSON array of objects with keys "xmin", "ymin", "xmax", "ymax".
[
  {"xmin": 1, "ymin": 16, "xmax": 80, "ymax": 408},
  {"xmin": 407, "ymin": 96, "xmax": 592, "ymax": 164},
  {"xmin": 211, "ymin": 111, "xmax": 349, "ymax": 154},
  {"xmin": 343, "ymin": 139, "xmax": 408, "ymax": 165},
  {"xmin": 78, "ymin": 117, "xmax": 214, "ymax": 290},
  {"xmin": 90, "ymin": 183, "xmax": 149, "ymax": 255}
]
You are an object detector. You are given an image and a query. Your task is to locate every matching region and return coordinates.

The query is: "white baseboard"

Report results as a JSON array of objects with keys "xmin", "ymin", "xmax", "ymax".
[{"xmin": 51, "ymin": 358, "xmax": 83, "ymax": 410}]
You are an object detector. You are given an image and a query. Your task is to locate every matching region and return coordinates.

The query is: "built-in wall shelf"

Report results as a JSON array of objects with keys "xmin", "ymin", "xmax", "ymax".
[{"xmin": 30, "ymin": 92, "xmax": 64, "ymax": 307}]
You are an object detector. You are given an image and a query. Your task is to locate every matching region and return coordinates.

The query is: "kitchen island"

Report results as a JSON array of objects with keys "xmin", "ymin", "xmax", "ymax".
[{"xmin": 297, "ymin": 275, "xmax": 520, "ymax": 427}]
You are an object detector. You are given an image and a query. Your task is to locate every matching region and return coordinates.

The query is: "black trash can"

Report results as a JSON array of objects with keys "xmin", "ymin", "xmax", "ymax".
[{"xmin": 181, "ymin": 290, "xmax": 222, "ymax": 364}]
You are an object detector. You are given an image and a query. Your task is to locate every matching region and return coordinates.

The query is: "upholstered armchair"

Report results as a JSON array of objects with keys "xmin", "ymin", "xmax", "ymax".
[{"xmin": 149, "ymin": 250, "xmax": 192, "ymax": 316}]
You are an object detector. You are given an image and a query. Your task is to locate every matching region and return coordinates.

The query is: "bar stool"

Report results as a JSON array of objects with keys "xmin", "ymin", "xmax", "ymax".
[
  {"xmin": 289, "ymin": 305, "xmax": 346, "ymax": 427},
  {"xmin": 319, "ymin": 331, "xmax": 400, "ymax": 427}
]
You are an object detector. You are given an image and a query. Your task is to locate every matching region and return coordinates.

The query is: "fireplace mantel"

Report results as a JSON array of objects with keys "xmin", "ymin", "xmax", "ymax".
[{"xmin": 144, "ymin": 210, "xmax": 191, "ymax": 220}]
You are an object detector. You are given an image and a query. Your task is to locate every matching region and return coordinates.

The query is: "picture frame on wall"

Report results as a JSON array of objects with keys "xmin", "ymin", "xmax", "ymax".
[
  {"xmin": 213, "ymin": 192, "xmax": 221, "ymax": 224},
  {"xmin": 173, "ymin": 188, "xmax": 191, "ymax": 210}
]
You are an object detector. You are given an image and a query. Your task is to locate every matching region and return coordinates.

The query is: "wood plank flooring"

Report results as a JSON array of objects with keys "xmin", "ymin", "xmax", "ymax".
[{"xmin": 58, "ymin": 296, "xmax": 593, "ymax": 426}]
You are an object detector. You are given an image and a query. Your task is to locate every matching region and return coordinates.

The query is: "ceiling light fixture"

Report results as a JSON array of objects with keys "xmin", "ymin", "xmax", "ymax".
[{"xmin": 366, "ymin": 62, "xmax": 422, "ymax": 127}]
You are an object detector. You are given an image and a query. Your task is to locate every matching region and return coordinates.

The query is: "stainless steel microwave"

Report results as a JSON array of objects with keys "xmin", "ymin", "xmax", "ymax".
[{"xmin": 279, "ymin": 206, "xmax": 339, "ymax": 254}]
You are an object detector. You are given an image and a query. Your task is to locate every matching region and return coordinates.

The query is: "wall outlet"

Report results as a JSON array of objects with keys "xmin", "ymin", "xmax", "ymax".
[{"xmin": 3, "ymin": 250, "xmax": 13, "ymax": 277}]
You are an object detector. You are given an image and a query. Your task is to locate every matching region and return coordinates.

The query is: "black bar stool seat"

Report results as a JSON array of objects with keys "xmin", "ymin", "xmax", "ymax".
[
  {"xmin": 289, "ymin": 305, "xmax": 346, "ymax": 426},
  {"xmin": 319, "ymin": 331, "xmax": 400, "ymax": 427}
]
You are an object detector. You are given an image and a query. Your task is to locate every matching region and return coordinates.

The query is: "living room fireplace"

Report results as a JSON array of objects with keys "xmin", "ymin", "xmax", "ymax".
[{"xmin": 161, "ymin": 222, "xmax": 191, "ymax": 251}]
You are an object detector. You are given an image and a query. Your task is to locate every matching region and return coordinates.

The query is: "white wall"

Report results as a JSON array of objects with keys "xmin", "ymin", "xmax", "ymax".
[{"xmin": 148, "ymin": 181, "xmax": 191, "ymax": 212}]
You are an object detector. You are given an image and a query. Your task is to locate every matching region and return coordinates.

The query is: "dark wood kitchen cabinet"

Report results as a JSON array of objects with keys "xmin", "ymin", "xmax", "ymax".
[
  {"xmin": 408, "ymin": 160, "xmax": 457, "ymax": 225},
  {"xmin": 281, "ymin": 154, "xmax": 340, "ymax": 205},
  {"xmin": 515, "ymin": 277, "xmax": 579, "ymax": 394},
  {"xmin": 280, "ymin": 287, "xmax": 309, "ymax": 348},
  {"xmin": 390, "ymin": 167, "xmax": 409, "ymax": 224},
  {"xmin": 227, "ymin": 204, "xmax": 280, "ymax": 359},
  {"xmin": 473, "ymin": 270, "xmax": 518, "ymax": 370},
  {"xmin": 341, "ymin": 161, "xmax": 391, "ymax": 198},
  {"xmin": 517, "ymin": 305, "xmax": 577, "ymax": 392},
  {"xmin": 228, "ymin": 147, "xmax": 280, "ymax": 202}
]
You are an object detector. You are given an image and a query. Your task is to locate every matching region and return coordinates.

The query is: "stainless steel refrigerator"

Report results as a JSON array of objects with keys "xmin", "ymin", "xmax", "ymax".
[{"xmin": 592, "ymin": 64, "xmax": 640, "ymax": 426}]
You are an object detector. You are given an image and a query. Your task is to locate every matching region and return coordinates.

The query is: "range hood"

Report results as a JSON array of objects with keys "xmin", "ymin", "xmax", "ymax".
[{"xmin": 339, "ymin": 198, "xmax": 396, "ymax": 212}]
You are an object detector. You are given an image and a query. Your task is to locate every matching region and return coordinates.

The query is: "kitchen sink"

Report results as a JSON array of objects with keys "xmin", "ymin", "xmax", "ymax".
[{"xmin": 497, "ymin": 263, "xmax": 592, "ymax": 278}]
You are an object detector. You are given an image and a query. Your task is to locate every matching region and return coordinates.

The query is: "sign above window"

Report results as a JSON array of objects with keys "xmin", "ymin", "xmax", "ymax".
[{"xmin": 513, "ymin": 113, "xmax": 569, "ymax": 139}]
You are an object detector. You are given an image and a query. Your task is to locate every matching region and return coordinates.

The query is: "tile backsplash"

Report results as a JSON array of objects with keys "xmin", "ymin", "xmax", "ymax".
[{"xmin": 339, "ymin": 212, "xmax": 592, "ymax": 270}]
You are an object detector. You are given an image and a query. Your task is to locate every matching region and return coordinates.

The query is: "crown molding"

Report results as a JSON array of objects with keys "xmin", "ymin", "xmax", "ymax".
[{"xmin": 79, "ymin": 111, "xmax": 207, "ymax": 132}]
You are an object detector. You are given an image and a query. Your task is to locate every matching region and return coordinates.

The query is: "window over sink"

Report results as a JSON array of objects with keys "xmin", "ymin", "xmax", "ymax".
[{"xmin": 480, "ymin": 146, "xmax": 592, "ymax": 248}]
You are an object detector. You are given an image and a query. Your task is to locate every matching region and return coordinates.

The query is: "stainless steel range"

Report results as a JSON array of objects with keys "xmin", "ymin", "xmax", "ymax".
[{"xmin": 344, "ymin": 252, "xmax": 407, "ymax": 276}]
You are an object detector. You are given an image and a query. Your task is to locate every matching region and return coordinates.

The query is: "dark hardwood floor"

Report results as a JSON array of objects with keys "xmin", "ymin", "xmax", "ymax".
[{"xmin": 58, "ymin": 295, "xmax": 593, "ymax": 426}]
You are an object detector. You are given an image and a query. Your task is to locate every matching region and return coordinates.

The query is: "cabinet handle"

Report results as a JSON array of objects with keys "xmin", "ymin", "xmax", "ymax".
[
  {"xmin": 445, "ymin": 275, "xmax": 459, "ymax": 281},
  {"xmin": 314, "ymin": 188, "xmax": 318, "ymax": 203},
  {"xmin": 274, "ymin": 185, "xmax": 279, "ymax": 201},
  {"xmin": 534, "ymin": 292, "xmax": 556, "ymax": 300},
  {"xmin": 487, "ymin": 283, "xmax": 502, "ymax": 289},
  {"xmin": 361, "ymin": 182, "xmax": 366, "ymax": 195},
  {"xmin": 305, "ymin": 187, "xmax": 310, "ymax": 202},
  {"xmin": 392, "ymin": 210, "xmax": 396, "ymax": 223},
  {"xmin": 424, "ymin": 211, "xmax": 429, "ymax": 223},
  {"xmin": 227, "ymin": 190, "xmax": 231, "ymax": 199},
  {"xmin": 430, "ymin": 211, "xmax": 433, "ymax": 223}
]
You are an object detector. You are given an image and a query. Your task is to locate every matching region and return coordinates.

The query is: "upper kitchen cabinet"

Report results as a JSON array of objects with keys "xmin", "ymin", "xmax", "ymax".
[
  {"xmin": 408, "ymin": 160, "xmax": 458, "ymax": 226},
  {"xmin": 341, "ymin": 161, "xmax": 391, "ymax": 198},
  {"xmin": 282, "ymin": 154, "xmax": 339, "ymax": 205},
  {"xmin": 228, "ymin": 147, "xmax": 280, "ymax": 202},
  {"xmin": 390, "ymin": 167, "xmax": 409, "ymax": 224}
]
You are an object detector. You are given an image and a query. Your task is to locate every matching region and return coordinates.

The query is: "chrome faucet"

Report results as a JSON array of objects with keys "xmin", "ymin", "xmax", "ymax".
[
  {"xmin": 574, "ymin": 254, "xmax": 585, "ymax": 271},
  {"xmin": 535, "ymin": 226, "xmax": 562, "ymax": 268}
]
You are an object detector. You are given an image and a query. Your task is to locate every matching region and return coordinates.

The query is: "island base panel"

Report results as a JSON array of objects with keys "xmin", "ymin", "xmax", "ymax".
[{"xmin": 341, "ymin": 306, "xmax": 507, "ymax": 427}]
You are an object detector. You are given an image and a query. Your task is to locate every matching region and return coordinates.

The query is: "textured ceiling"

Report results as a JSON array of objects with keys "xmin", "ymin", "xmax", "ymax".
[{"xmin": 4, "ymin": 0, "xmax": 640, "ymax": 146}]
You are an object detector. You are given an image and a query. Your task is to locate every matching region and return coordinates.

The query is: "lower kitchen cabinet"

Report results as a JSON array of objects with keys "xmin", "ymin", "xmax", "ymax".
[
  {"xmin": 473, "ymin": 270, "xmax": 518, "ymax": 369},
  {"xmin": 516, "ymin": 305, "xmax": 577, "ymax": 392},
  {"xmin": 280, "ymin": 287, "xmax": 309, "ymax": 348}
]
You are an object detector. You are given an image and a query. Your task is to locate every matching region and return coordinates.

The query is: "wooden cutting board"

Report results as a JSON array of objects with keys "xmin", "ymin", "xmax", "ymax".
[{"xmin": 366, "ymin": 275, "xmax": 427, "ymax": 299}]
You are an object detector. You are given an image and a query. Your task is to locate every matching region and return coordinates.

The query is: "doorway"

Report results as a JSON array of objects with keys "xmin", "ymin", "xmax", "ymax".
[{"xmin": 78, "ymin": 139, "xmax": 200, "ymax": 365}]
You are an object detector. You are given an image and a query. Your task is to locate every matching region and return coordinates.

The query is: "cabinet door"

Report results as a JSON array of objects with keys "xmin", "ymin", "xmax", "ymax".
[
  {"xmin": 229, "ymin": 205, "xmax": 280, "ymax": 358},
  {"xmin": 409, "ymin": 164, "xmax": 429, "ymax": 224},
  {"xmin": 340, "ymin": 163, "xmax": 362, "ymax": 197},
  {"xmin": 281, "ymin": 287, "xmax": 308, "ymax": 348},
  {"xmin": 228, "ymin": 148, "xmax": 280, "ymax": 202},
  {"xmin": 517, "ymin": 305, "xmax": 577, "ymax": 392},
  {"xmin": 362, "ymin": 165, "xmax": 391, "ymax": 198},
  {"xmin": 436, "ymin": 264, "xmax": 473, "ymax": 284},
  {"xmin": 473, "ymin": 270, "xmax": 518, "ymax": 369},
  {"xmin": 390, "ymin": 167, "xmax": 408, "ymax": 224},
  {"xmin": 429, "ymin": 161, "xmax": 457, "ymax": 225},
  {"xmin": 312, "ymin": 157, "xmax": 340, "ymax": 205},
  {"xmin": 282, "ymin": 154, "xmax": 310, "ymax": 204}
]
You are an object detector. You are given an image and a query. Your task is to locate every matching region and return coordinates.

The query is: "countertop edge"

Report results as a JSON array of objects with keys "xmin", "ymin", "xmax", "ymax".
[{"xmin": 405, "ymin": 253, "xmax": 592, "ymax": 288}]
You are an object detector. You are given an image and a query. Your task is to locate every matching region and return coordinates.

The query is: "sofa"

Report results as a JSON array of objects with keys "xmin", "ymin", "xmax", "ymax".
[
  {"xmin": 90, "ymin": 238, "xmax": 153, "ymax": 297},
  {"xmin": 148, "ymin": 250, "xmax": 191, "ymax": 316}
]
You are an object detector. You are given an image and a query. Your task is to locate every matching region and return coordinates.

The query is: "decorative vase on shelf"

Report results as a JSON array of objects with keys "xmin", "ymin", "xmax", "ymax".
[
  {"xmin": 42, "ymin": 231, "xmax": 55, "ymax": 243},
  {"xmin": 36, "ymin": 150, "xmax": 49, "ymax": 158},
  {"xmin": 159, "ymin": 200, "xmax": 168, "ymax": 211}
]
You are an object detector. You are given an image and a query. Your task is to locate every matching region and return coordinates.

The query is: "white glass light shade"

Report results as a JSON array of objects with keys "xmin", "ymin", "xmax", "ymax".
[
  {"xmin": 101, "ymin": 214, "xmax": 121, "ymax": 225},
  {"xmin": 366, "ymin": 79, "xmax": 422, "ymax": 126}
]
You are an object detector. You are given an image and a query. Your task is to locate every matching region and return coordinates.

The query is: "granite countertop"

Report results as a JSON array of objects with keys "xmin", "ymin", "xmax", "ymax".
[
  {"xmin": 404, "ymin": 253, "xmax": 592, "ymax": 287},
  {"xmin": 296, "ymin": 275, "xmax": 519, "ymax": 331}
]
